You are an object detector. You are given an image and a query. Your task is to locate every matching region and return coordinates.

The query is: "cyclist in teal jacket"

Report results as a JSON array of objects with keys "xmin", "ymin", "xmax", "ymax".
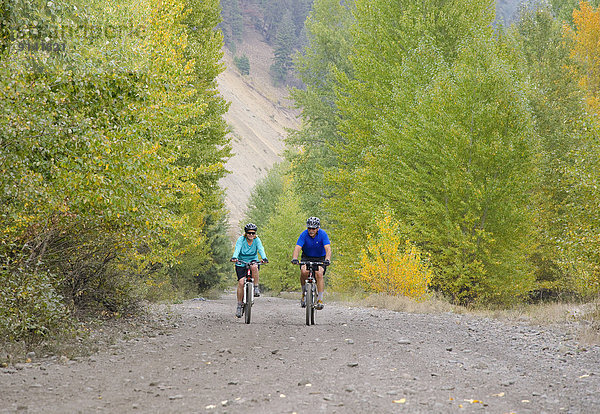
[{"xmin": 231, "ymin": 223, "xmax": 268, "ymax": 318}]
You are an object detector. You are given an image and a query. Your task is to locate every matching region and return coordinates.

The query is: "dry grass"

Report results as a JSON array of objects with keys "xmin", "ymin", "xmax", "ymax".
[
  {"xmin": 354, "ymin": 292, "xmax": 456, "ymax": 314},
  {"xmin": 264, "ymin": 288, "xmax": 600, "ymax": 344},
  {"xmin": 326, "ymin": 291, "xmax": 600, "ymax": 344}
]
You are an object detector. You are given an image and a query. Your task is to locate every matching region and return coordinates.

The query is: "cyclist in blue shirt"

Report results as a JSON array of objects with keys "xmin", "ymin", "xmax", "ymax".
[
  {"xmin": 291, "ymin": 217, "xmax": 331, "ymax": 310},
  {"xmin": 231, "ymin": 223, "xmax": 268, "ymax": 318}
]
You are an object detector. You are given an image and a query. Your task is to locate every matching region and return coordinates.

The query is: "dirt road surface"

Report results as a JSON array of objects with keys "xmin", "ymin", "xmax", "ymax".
[{"xmin": 2, "ymin": 293, "xmax": 599, "ymax": 413}]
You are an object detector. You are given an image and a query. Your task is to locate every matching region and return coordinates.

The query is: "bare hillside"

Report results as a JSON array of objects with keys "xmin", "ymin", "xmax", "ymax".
[{"xmin": 217, "ymin": 28, "xmax": 300, "ymax": 239}]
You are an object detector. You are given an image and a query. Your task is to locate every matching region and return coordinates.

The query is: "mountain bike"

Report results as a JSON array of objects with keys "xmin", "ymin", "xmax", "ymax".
[
  {"xmin": 233, "ymin": 259, "xmax": 265, "ymax": 324},
  {"xmin": 295, "ymin": 260, "xmax": 328, "ymax": 326}
]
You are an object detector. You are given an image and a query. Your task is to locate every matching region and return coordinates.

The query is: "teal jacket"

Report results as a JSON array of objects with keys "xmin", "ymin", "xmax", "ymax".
[{"xmin": 232, "ymin": 236, "xmax": 267, "ymax": 266}]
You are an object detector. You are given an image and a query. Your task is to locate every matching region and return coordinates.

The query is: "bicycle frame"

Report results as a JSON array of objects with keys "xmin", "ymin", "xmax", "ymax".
[
  {"xmin": 298, "ymin": 261, "xmax": 327, "ymax": 326},
  {"xmin": 235, "ymin": 259, "xmax": 263, "ymax": 324}
]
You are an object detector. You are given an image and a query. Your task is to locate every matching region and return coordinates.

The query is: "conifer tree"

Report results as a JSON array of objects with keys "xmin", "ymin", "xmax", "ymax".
[{"xmin": 270, "ymin": 10, "xmax": 295, "ymax": 84}]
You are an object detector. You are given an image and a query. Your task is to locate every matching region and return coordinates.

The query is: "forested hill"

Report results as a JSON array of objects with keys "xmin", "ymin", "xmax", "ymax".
[
  {"xmin": 218, "ymin": 0, "xmax": 533, "ymax": 83},
  {"xmin": 219, "ymin": 0, "xmax": 312, "ymax": 86}
]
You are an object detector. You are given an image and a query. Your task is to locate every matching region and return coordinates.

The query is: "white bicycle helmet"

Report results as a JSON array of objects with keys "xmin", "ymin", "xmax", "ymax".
[{"xmin": 306, "ymin": 217, "xmax": 320, "ymax": 229}]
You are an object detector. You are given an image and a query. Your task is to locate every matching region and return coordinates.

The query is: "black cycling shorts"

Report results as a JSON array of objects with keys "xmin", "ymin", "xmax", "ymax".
[
  {"xmin": 235, "ymin": 263, "xmax": 260, "ymax": 280},
  {"xmin": 301, "ymin": 255, "xmax": 327, "ymax": 275}
]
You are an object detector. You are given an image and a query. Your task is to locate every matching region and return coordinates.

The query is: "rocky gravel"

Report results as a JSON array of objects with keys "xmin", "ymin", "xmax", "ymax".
[{"xmin": 2, "ymin": 294, "xmax": 599, "ymax": 413}]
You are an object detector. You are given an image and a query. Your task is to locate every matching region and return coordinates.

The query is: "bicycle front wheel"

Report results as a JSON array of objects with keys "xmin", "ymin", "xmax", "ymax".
[
  {"xmin": 305, "ymin": 282, "xmax": 313, "ymax": 326},
  {"xmin": 244, "ymin": 282, "xmax": 253, "ymax": 324},
  {"xmin": 310, "ymin": 285, "xmax": 316, "ymax": 325}
]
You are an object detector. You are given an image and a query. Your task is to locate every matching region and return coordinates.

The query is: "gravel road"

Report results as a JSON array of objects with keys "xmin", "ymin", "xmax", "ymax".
[{"xmin": 2, "ymin": 294, "xmax": 599, "ymax": 413}]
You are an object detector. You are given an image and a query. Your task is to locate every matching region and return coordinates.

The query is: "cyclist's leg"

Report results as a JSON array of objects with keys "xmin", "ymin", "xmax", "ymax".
[
  {"xmin": 235, "ymin": 266, "xmax": 246, "ymax": 317},
  {"xmin": 235, "ymin": 266, "xmax": 246, "ymax": 302},
  {"xmin": 313, "ymin": 257, "xmax": 326, "ymax": 294},
  {"xmin": 299, "ymin": 265, "xmax": 309, "ymax": 306},
  {"xmin": 300, "ymin": 264, "xmax": 309, "ymax": 285},
  {"xmin": 237, "ymin": 277, "xmax": 245, "ymax": 302},
  {"xmin": 250, "ymin": 263, "xmax": 261, "ymax": 296},
  {"xmin": 250, "ymin": 263, "xmax": 259, "ymax": 285},
  {"xmin": 315, "ymin": 268, "xmax": 325, "ymax": 293},
  {"xmin": 315, "ymin": 265, "xmax": 325, "ymax": 309}
]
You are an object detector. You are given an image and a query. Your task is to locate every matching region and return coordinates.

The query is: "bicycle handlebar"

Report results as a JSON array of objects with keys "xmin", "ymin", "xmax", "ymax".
[
  {"xmin": 231, "ymin": 259, "xmax": 267, "ymax": 266},
  {"xmin": 295, "ymin": 260, "xmax": 330, "ymax": 267}
]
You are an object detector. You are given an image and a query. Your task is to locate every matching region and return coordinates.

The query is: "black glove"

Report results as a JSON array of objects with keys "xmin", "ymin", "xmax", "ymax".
[
  {"xmin": 230, "ymin": 258, "xmax": 237, "ymax": 262},
  {"xmin": 324, "ymin": 259, "xmax": 330, "ymax": 266},
  {"xmin": 291, "ymin": 258, "xmax": 299, "ymax": 265},
  {"xmin": 262, "ymin": 258, "xmax": 269, "ymax": 264}
]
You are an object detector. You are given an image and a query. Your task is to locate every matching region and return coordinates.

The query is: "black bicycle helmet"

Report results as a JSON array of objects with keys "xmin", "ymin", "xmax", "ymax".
[
  {"xmin": 306, "ymin": 217, "xmax": 320, "ymax": 229},
  {"xmin": 244, "ymin": 223, "xmax": 258, "ymax": 233}
]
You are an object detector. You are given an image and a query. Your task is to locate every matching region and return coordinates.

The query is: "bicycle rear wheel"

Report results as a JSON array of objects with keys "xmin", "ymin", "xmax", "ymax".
[{"xmin": 244, "ymin": 282, "xmax": 253, "ymax": 324}]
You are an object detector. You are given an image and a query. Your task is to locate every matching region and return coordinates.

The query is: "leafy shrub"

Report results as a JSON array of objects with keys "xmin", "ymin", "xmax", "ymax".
[
  {"xmin": 357, "ymin": 211, "xmax": 432, "ymax": 300},
  {"xmin": 0, "ymin": 268, "xmax": 72, "ymax": 345}
]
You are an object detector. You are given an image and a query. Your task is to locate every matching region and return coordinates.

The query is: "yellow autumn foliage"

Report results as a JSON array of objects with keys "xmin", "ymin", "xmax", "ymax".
[
  {"xmin": 566, "ymin": 1, "xmax": 600, "ymax": 117},
  {"xmin": 357, "ymin": 212, "xmax": 432, "ymax": 300}
]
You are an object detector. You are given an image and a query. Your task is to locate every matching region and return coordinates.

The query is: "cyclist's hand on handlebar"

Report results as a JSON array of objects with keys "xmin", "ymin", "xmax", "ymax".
[
  {"xmin": 261, "ymin": 258, "xmax": 269, "ymax": 264},
  {"xmin": 230, "ymin": 258, "xmax": 238, "ymax": 263},
  {"xmin": 324, "ymin": 259, "xmax": 330, "ymax": 266},
  {"xmin": 291, "ymin": 258, "xmax": 299, "ymax": 265}
]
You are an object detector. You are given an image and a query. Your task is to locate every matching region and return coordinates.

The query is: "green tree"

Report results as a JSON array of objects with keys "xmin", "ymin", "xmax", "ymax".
[
  {"xmin": 220, "ymin": 0, "xmax": 243, "ymax": 47},
  {"xmin": 270, "ymin": 10, "xmax": 295, "ymax": 84},
  {"xmin": 511, "ymin": 4, "xmax": 585, "ymax": 296},
  {"xmin": 328, "ymin": 31, "xmax": 539, "ymax": 305},
  {"xmin": 325, "ymin": 0, "xmax": 498, "ymax": 293},
  {"xmin": 257, "ymin": 179, "xmax": 307, "ymax": 292},
  {"xmin": 550, "ymin": 0, "xmax": 600, "ymax": 23},
  {"xmin": 245, "ymin": 162, "xmax": 287, "ymax": 230},
  {"xmin": 396, "ymin": 34, "xmax": 537, "ymax": 304},
  {"xmin": 561, "ymin": 120, "xmax": 600, "ymax": 297},
  {"xmin": 288, "ymin": 0, "xmax": 354, "ymax": 215}
]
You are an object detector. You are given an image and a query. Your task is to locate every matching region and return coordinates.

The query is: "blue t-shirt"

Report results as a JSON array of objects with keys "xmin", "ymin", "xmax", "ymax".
[
  {"xmin": 296, "ymin": 229, "xmax": 330, "ymax": 257},
  {"xmin": 232, "ymin": 236, "xmax": 267, "ymax": 266}
]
